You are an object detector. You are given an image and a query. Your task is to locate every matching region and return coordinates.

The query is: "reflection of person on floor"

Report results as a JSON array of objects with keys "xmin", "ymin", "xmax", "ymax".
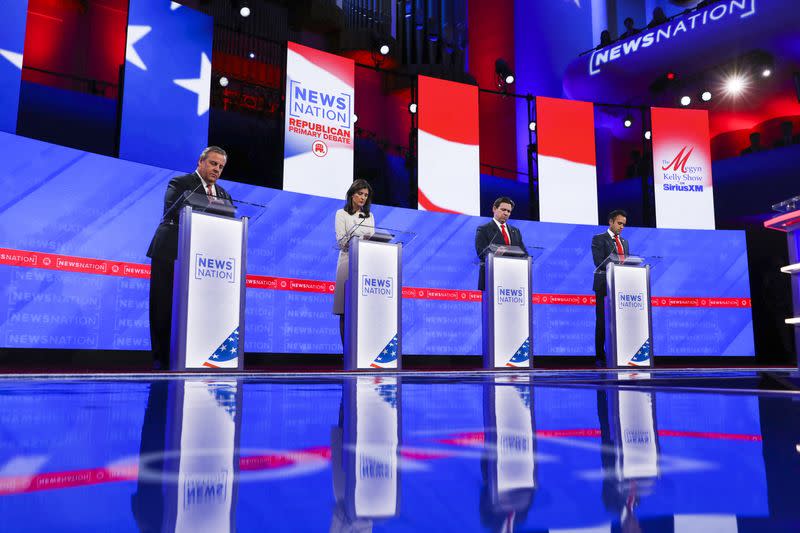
[
  {"xmin": 478, "ymin": 456, "xmax": 533, "ymax": 533},
  {"xmin": 330, "ymin": 400, "xmax": 373, "ymax": 533},
  {"xmin": 131, "ymin": 381, "xmax": 169, "ymax": 532}
]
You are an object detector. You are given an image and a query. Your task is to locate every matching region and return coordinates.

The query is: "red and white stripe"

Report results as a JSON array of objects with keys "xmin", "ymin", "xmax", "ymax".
[
  {"xmin": 417, "ymin": 75, "xmax": 480, "ymax": 215},
  {"xmin": 536, "ymin": 97, "xmax": 599, "ymax": 225}
]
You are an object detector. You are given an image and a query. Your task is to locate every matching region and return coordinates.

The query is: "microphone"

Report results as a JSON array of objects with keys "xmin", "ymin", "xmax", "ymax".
[
  {"xmin": 160, "ymin": 179, "xmax": 206, "ymax": 225},
  {"xmin": 338, "ymin": 211, "xmax": 372, "ymax": 248},
  {"xmin": 479, "ymin": 221, "xmax": 504, "ymax": 259}
]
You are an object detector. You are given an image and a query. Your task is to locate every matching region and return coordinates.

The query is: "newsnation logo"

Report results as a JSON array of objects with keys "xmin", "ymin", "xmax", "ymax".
[
  {"xmin": 660, "ymin": 146, "xmax": 705, "ymax": 192},
  {"xmin": 589, "ymin": 0, "xmax": 756, "ymax": 75},
  {"xmin": 497, "ymin": 286, "xmax": 526, "ymax": 306},
  {"xmin": 194, "ymin": 254, "xmax": 236, "ymax": 283},
  {"xmin": 618, "ymin": 291, "xmax": 645, "ymax": 311},
  {"xmin": 287, "ymin": 81, "xmax": 352, "ymax": 147},
  {"xmin": 362, "ymin": 275, "xmax": 394, "ymax": 298}
]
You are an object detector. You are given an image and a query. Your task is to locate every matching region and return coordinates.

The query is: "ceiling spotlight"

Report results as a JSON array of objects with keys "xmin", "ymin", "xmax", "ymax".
[
  {"xmin": 644, "ymin": 130, "xmax": 652, "ymax": 140},
  {"xmin": 762, "ymin": 68, "xmax": 772, "ymax": 78},
  {"xmin": 623, "ymin": 115, "xmax": 633, "ymax": 128},
  {"xmin": 723, "ymin": 73, "xmax": 748, "ymax": 97},
  {"xmin": 528, "ymin": 121, "xmax": 536, "ymax": 132},
  {"xmin": 248, "ymin": 51, "xmax": 255, "ymax": 59},
  {"xmin": 379, "ymin": 44, "xmax": 390, "ymax": 56},
  {"xmin": 495, "ymin": 58, "xmax": 515, "ymax": 87},
  {"xmin": 666, "ymin": 71, "xmax": 676, "ymax": 81},
  {"xmin": 701, "ymin": 90, "xmax": 712, "ymax": 102},
  {"xmin": 680, "ymin": 95, "xmax": 691, "ymax": 106},
  {"xmin": 408, "ymin": 103, "xmax": 417, "ymax": 114},
  {"xmin": 219, "ymin": 76, "xmax": 229, "ymax": 87},
  {"xmin": 239, "ymin": 2, "xmax": 250, "ymax": 17}
]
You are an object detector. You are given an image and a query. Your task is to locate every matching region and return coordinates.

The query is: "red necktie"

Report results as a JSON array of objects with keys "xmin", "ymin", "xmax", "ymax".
[
  {"xmin": 206, "ymin": 184, "xmax": 214, "ymax": 200},
  {"xmin": 614, "ymin": 234, "xmax": 625, "ymax": 261},
  {"xmin": 500, "ymin": 224, "xmax": 510, "ymax": 245}
]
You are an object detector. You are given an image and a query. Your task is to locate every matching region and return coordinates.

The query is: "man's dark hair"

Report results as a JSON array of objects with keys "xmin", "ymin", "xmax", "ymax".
[
  {"xmin": 493, "ymin": 197, "xmax": 515, "ymax": 209},
  {"xmin": 608, "ymin": 209, "xmax": 627, "ymax": 223}
]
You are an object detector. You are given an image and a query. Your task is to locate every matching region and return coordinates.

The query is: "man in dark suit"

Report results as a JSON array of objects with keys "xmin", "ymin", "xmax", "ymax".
[
  {"xmin": 591, "ymin": 209, "xmax": 630, "ymax": 365},
  {"xmin": 147, "ymin": 146, "xmax": 232, "ymax": 370},
  {"xmin": 475, "ymin": 197, "xmax": 528, "ymax": 291}
]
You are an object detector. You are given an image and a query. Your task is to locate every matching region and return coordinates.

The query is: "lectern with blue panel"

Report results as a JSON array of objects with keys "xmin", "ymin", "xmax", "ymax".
[
  {"xmin": 483, "ymin": 246, "xmax": 533, "ymax": 369},
  {"xmin": 604, "ymin": 257, "xmax": 654, "ymax": 368},
  {"xmin": 170, "ymin": 193, "xmax": 265, "ymax": 371}
]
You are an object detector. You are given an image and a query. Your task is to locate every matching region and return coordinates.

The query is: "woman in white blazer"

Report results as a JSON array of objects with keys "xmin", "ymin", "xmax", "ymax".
[{"xmin": 333, "ymin": 179, "xmax": 375, "ymax": 343}]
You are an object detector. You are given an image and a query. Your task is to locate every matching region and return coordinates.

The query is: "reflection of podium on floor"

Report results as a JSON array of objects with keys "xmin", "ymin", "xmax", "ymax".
[
  {"xmin": 598, "ymin": 383, "xmax": 659, "ymax": 527},
  {"xmin": 132, "ymin": 379, "xmax": 243, "ymax": 532},
  {"xmin": 481, "ymin": 375, "xmax": 536, "ymax": 529},
  {"xmin": 332, "ymin": 376, "xmax": 401, "ymax": 526}
]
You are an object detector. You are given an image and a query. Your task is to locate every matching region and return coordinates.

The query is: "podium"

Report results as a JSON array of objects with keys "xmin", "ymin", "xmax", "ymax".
[
  {"xmin": 169, "ymin": 192, "xmax": 266, "ymax": 371},
  {"xmin": 482, "ymin": 246, "xmax": 532, "ymax": 369},
  {"xmin": 344, "ymin": 228, "xmax": 414, "ymax": 371},
  {"xmin": 602, "ymin": 255, "xmax": 654, "ymax": 368}
]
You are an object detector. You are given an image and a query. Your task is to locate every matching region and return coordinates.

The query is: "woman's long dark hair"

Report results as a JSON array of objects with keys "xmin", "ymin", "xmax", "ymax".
[{"xmin": 344, "ymin": 179, "xmax": 373, "ymax": 216}]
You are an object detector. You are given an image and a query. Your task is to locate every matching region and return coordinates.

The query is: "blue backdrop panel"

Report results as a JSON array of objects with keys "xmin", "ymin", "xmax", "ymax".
[
  {"xmin": 118, "ymin": 1, "xmax": 212, "ymax": 170},
  {"xmin": 0, "ymin": 0, "xmax": 28, "ymax": 134},
  {"xmin": 0, "ymin": 132, "xmax": 754, "ymax": 356}
]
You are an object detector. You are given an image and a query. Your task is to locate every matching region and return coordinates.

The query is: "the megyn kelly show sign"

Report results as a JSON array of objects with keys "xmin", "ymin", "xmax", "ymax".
[
  {"xmin": 651, "ymin": 107, "xmax": 715, "ymax": 230},
  {"xmin": 283, "ymin": 42, "xmax": 355, "ymax": 200}
]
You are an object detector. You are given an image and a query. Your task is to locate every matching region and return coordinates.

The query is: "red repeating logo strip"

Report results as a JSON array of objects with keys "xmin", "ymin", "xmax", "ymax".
[{"xmin": 0, "ymin": 247, "xmax": 750, "ymax": 308}]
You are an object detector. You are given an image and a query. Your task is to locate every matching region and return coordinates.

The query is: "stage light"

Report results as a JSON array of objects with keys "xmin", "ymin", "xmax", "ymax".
[
  {"xmin": 495, "ymin": 58, "xmax": 515, "ymax": 86},
  {"xmin": 761, "ymin": 68, "xmax": 772, "ymax": 78},
  {"xmin": 680, "ymin": 95, "xmax": 691, "ymax": 106},
  {"xmin": 723, "ymin": 73, "xmax": 748, "ymax": 97},
  {"xmin": 701, "ymin": 90, "xmax": 712, "ymax": 102},
  {"xmin": 408, "ymin": 103, "xmax": 417, "ymax": 114},
  {"xmin": 248, "ymin": 51, "xmax": 255, "ymax": 59},
  {"xmin": 219, "ymin": 76, "xmax": 229, "ymax": 87},
  {"xmin": 528, "ymin": 121, "xmax": 536, "ymax": 132},
  {"xmin": 239, "ymin": 2, "xmax": 250, "ymax": 17},
  {"xmin": 353, "ymin": 113, "xmax": 358, "ymax": 123},
  {"xmin": 644, "ymin": 130, "xmax": 651, "ymax": 140},
  {"xmin": 623, "ymin": 115, "xmax": 633, "ymax": 128},
  {"xmin": 666, "ymin": 71, "xmax": 676, "ymax": 80},
  {"xmin": 379, "ymin": 44, "xmax": 390, "ymax": 56}
]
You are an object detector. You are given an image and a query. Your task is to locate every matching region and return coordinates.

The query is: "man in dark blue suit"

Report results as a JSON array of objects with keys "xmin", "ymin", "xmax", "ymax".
[
  {"xmin": 147, "ymin": 146, "xmax": 232, "ymax": 369},
  {"xmin": 591, "ymin": 209, "xmax": 630, "ymax": 365},
  {"xmin": 475, "ymin": 197, "xmax": 528, "ymax": 291}
]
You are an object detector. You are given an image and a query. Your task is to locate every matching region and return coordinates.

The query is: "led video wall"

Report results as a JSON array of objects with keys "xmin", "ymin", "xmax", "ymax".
[{"xmin": 0, "ymin": 132, "xmax": 753, "ymax": 356}]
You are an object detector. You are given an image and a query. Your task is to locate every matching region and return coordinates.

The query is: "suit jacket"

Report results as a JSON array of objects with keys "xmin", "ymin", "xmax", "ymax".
[
  {"xmin": 475, "ymin": 220, "xmax": 528, "ymax": 291},
  {"xmin": 591, "ymin": 231, "xmax": 630, "ymax": 294},
  {"xmin": 146, "ymin": 172, "xmax": 232, "ymax": 261}
]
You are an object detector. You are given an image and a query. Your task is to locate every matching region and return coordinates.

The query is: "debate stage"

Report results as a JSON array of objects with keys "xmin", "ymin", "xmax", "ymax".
[{"xmin": 0, "ymin": 367, "xmax": 798, "ymax": 531}]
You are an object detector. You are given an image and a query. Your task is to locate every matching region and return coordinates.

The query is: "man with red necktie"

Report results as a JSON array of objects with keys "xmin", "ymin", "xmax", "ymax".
[
  {"xmin": 591, "ymin": 209, "xmax": 630, "ymax": 366},
  {"xmin": 475, "ymin": 197, "xmax": 529, "ymax": 291},
  {"xmin": 146, "ymin": 146, "xmax": 232, "ymax": 370}
]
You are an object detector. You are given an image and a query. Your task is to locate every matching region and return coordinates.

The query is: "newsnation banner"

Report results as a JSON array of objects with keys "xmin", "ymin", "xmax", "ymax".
[
  {"xmin": 651, "ymin": 107, "xmax": 715, "ymax": 230},
  {"xmin": 536, "ymin": 97, "xmax": 599, "ymax": 225},
  {"xmin": 283, "ymin": 42, "xmax": 355, "ymax": 199},
  {"xmin": 417, "ymin": 75, "xmax": 480, "ymax": 215}
]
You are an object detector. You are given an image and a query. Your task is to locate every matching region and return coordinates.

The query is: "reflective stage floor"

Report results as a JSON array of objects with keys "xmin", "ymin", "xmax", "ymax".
[{"xmin": 1, "ymin": 369, "xmax": 799, "ymax": 532}]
